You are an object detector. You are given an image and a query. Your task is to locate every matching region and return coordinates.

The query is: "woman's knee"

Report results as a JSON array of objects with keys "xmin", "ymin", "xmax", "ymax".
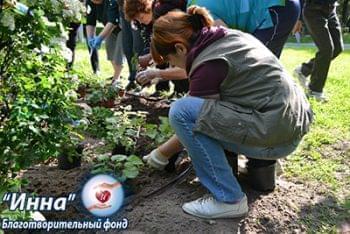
[
  {"xmin": 169, "ymin": 97, "xmax": 204, "ymax": 128},
  {"xmin": 333, "ymin": 42, "xmax": 344, "ymax": 59}
]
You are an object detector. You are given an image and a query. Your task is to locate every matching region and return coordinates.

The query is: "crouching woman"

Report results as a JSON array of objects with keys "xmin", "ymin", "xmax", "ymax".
[{"xmin": 144, "ymin": 7, "xmax": 313, "ymax": 219}]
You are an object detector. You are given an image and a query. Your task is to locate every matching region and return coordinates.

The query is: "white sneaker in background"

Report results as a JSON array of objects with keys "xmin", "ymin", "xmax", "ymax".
[
  {"xmin": 293, "ymin": 65, "xmax": 308, "ymax": 89},
  {"xmin": 308, "ymin": 90, "xmax": 328, "ymax": 102},
  {"xmin": 182, "ymin": 194, "xmax": 248, "ymax": 219}
]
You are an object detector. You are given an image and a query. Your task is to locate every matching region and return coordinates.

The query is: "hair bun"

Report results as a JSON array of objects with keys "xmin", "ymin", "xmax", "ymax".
[{"xmin": 188, "ymin": 14, "xmax": 204, "ymax": 31}]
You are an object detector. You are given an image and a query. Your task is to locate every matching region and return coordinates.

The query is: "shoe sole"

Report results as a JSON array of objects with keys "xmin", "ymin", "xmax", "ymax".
[{"xmin": 182, "ymin": 207, "xmax": 248, "ymax": 219}]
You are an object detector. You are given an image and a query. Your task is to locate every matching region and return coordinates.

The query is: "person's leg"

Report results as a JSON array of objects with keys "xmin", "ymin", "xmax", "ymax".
[
  {"xmin": 66, "ymin": 22, "xmax": 80, "ymax": 70},
  {"xmin": 120, "ymin": 10, "xmax": 136, "ymax": 83},
  {"xmin": 106, "ymin": 32, "xmax": 124, "ymax": 81},
  {"xmin": 303, "ymin": 3, "xmax": 335, "ymax": 93},
  {"xmin": 83, "ymin": 24, "xmax": 100, "ymax": 74},
  {"xmin": 253, "ymin": 0, "xmax": 300, "ymax": 58},
  {"xmin": 220, "ymin": 138, "xmax": 300, "ymax": 161},
  {"xmin": 328, "ymin": 6, "xmax": 344, "ymax": 60},
  {"xmin": 169, "ymin": 97, "xmax": 245, "ymax": 203}
]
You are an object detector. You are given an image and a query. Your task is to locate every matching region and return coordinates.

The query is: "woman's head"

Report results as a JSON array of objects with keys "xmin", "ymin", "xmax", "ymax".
[
  {"xmin": 151, "ymin": 6, "xmax": 213, "ymax": 68},
  {"xmin": 124, "ymin": 0, "xmax": 153, "ymax": 25}
]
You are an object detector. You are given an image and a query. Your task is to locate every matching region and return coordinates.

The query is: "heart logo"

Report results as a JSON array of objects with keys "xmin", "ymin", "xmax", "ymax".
[{"xmin": 95, "ymin": 190, "xmax": 111, "ymax": 203}]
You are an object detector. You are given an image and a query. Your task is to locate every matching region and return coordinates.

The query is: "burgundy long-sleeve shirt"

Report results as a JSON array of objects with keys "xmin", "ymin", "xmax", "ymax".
[{"xmin": 186, "ymin": 27, "xmax": 229, "ymax": 97}]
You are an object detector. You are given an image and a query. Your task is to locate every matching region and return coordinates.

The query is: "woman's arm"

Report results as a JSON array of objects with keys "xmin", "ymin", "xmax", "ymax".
[{"xmin": 136, "ymin": 67, "xmax": 188, "ymax": 85}]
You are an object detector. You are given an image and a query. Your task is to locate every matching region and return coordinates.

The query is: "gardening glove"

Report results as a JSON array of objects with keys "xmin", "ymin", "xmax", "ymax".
[
  {"xmin": 142, "ymin": 149, "xmax": 169, "ymax": 170},
  {"xmin": 91, "ymin": 35, "xmax": 104, "ymax": 49},
  {"xmin": 87, "ymin": 37, "xmax": 95, "ymax": 49},
  {"xmin": 136, "ymin": 68, "xmax": 161, "ymax": 86}
]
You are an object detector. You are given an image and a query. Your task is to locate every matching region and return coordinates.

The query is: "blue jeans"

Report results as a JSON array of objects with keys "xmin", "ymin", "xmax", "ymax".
[{"xmin": 169, "ymin": 97, "xmax": 300, "ymax": 203}]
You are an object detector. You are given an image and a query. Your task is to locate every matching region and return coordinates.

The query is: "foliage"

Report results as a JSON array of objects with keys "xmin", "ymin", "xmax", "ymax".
[
  {"xmin": 87, "ymin": 107, "xmax": 114, "ymax": 138},
  {"xmin": 86, "ymin": 84, "xmax": 122, "ymax": 106},
  {"xmin": 142, "ymin": 117, "xmax": 174, "ymax": 146},
  {"xmin": 105, "ymin": 106, "xmax": 147, "ymax": 153},
  {"xmin": 92, "ymin": 154, "xmax": 144, "ymax": 182},
  {"xmin": 0, "ymin": 1, "xmax": 83, "ymax": 208}
]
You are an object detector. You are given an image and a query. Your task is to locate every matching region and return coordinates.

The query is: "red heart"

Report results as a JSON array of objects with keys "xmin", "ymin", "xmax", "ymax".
[{"xmin": 95, "ymin": 190, "xmax": 111, "ymax": 203}]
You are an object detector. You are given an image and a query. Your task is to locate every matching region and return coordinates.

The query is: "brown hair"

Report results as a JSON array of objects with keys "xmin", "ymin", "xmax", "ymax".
[
  {"xmin": 151, "ymin": 6, "xmax": 214, "ymax": 64},
  {"xmin": 124, "ymin": 0, "xmax": 152, "ymax": 21}
]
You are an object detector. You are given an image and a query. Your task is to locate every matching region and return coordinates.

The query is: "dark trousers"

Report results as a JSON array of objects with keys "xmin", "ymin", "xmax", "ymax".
[
  {"xmin": 66, "ymin": 22, "xmax": 81, "ymax": 70},
  {"xmin": 300, "ymin": 1, "xmax": 343, "ymax": 92},
  {"xmin": 83, "ymin": 25, "xmax": 100, "ymax": 74},
  {"xmin": 253, "ymin": 0, "xmax": 301, "ymax": 58},
  {"xmin": 120, "ymin": 9, "xmax": 145, "ymax": 81}
]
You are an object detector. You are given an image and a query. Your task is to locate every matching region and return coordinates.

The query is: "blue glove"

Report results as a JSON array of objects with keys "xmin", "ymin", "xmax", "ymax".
[
  {"xmin": 87, "ymin": 37, "xmax": 95, "ymax": 49},
  {"xmin": 91, "ymin": 36, "xmax": 104, "ymax": 49}
]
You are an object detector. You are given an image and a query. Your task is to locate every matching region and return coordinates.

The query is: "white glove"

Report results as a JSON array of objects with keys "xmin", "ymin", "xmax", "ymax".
[
  {"xmin": 142, "ymin": 149, "xmax": 169, "ymax": 170},
  {"xmin": 136, "ymin": 68, "xmax": 161, "ymax": 86}
]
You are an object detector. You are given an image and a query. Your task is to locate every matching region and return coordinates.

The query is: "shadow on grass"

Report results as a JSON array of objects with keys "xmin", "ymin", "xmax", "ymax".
[{"xmin": 298, "ymin": 195, "xmax": 350, "ymax": 233}]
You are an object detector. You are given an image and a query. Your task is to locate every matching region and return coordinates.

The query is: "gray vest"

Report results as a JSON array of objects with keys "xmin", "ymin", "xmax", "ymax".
[{"xmin": 190, "ymin": 29, "xmax": 313, "ymax": 147}]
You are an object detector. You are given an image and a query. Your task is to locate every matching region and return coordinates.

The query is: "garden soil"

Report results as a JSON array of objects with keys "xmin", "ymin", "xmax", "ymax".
[{"xmin": 18, "ymin": 95, "xmax": 348, "ymax": 233}]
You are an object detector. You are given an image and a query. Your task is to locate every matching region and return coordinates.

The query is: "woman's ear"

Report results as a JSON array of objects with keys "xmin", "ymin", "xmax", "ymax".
[{"xmin": 174, "ymin": 43, "xmax": 188, "ymax": 56}]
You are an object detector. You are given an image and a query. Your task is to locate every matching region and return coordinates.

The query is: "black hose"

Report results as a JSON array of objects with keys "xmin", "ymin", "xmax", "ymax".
[{"xmin": 143, "ymin": 164, "xmax": 193, "ymax": 198}]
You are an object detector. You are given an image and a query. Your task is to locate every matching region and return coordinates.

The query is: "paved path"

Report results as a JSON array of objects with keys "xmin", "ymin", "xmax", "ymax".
[{"xmin": 285, "ymin": 42, "xmax": 350, "ymax": 49}]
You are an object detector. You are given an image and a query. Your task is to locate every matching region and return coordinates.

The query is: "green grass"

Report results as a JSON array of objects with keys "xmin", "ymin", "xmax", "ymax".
[
  {"xmin": 280, "ymin": 48, "xmax": 350, "ymax": 232},
  {"xmin": 73, "ymin": 44, "xmax": 350, "ymax": 232}
]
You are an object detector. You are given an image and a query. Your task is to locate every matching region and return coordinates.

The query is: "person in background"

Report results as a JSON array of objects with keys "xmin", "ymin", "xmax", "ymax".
[
  {"xmin": 83, "ymin": 24, "xmax": 100, "ymax": 75},
  {"xmin": 66, "ymin": 22, "xmax": 81, "ymax": 71},
  {"xmin": 118, "ymin": 0, "xmax": 145, "ymax": 90},
  {"xmin": 128, "ymin": 0, "xmax": 302, "ymax": 96},
  {"xmin": 86, "ymin": 0, "xmax": 124, "ymax": 83},
  {"xmin": 140, "ymin": 7, "xmax": 312, "ymax": 219},
  {"xmin": 124, "ymin": 0, "xmax": 189, "ymax": 95},
  {"xmin": 186, "ymin": 0, "xmax": 301, "ymax": 58},
  {"xmin": 293, "ymin": 0, "xmax": 343, "ymax": 102}
]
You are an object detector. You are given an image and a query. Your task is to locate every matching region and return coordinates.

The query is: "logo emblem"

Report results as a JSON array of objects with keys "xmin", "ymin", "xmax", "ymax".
[{"xmin": 81, "ymin": 174, "xmax": 124, "ymax": 217}]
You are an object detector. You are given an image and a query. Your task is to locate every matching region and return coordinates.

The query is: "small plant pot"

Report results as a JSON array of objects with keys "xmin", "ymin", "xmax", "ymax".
[
  {"xmin": 99, "ymin": 99, "xmax": 115, "ymax": 108},
  {"xmin": 112, "ymin": 144, "xmax": 130, "ymax": 156},
  {"xmin": 247, "ymin": 158, "xmax": 276, "ymax": 192},
  {"xmin": 58, "ymin": 153, "xmax": 81, "ymax": 170},
  {"xmin": 77, "ymin": 85, "xmax": 87, "ymax": 98},
  {"xmin": 225, "ymin": 150, "xmax": 238, "ymax": 177},
  {"xmin": 118, "ymin": 89, "xmax": 125, "ymax": 97},
  {"xmin": 164, "ymin": 153, "xmax": 180, "ymax": 172},
  {"xmin": 58, "ymin": 143, "xmax": 84, "ymax": 170}
]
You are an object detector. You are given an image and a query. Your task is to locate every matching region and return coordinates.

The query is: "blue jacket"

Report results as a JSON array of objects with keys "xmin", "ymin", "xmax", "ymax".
[{"xmin": 187, "ymin": 0, "xmax": 286, "ymax": 33}]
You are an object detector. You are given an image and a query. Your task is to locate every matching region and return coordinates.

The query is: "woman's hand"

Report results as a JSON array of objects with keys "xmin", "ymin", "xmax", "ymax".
[
  {"xmin": 87, "ymin": 203, "xmax": 112, "ymax": 211},
  {"xmin": 93, "ymin": 182, "xmax": 121, "ymax": 190},
  {"xmin": 136, "ymin": 68, "xmax": 161, "ymax": 85}
]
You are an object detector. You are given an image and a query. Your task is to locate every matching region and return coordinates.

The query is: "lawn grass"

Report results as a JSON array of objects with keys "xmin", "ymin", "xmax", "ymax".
[
  {"xmin": 73, "ymin": 44, "xmax": 350, "ymax": 232},
  {"xmin": 280, "ymin": 48, "xmax": 350, "ymax": 232}
]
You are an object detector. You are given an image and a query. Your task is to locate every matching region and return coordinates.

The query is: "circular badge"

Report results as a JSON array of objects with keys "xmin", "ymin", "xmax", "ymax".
[{"xmin": 81, "ymin": 174, "xmax": 124, "ymax": 217}]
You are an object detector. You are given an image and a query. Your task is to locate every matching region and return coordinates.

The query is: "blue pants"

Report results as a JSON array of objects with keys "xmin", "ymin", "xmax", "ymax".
[
  {"xmin": 254, "ymin": 0, "xmax": 301, "ymax": 58},
  {"xmin": 169, "ymin": 97, "xmax": 299, "ymax": 202}
]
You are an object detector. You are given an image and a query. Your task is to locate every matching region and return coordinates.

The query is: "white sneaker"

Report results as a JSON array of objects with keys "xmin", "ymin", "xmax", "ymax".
[
  {"xmin": 293, "ymin": 65, "xmax": 308, "ymax": 89},
  {"xmin": 308, "ymin": 90, "xmax": 328, "ymax": 102},
  {"xmin": 182, "ymin": 195, "xmax": 248, "ymax": 219}
]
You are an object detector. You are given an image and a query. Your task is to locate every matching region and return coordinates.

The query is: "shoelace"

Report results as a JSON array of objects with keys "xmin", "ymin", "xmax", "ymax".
[{"xmin": 197, "ymin": 195, "xmax": 214, "ymax": 205}]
